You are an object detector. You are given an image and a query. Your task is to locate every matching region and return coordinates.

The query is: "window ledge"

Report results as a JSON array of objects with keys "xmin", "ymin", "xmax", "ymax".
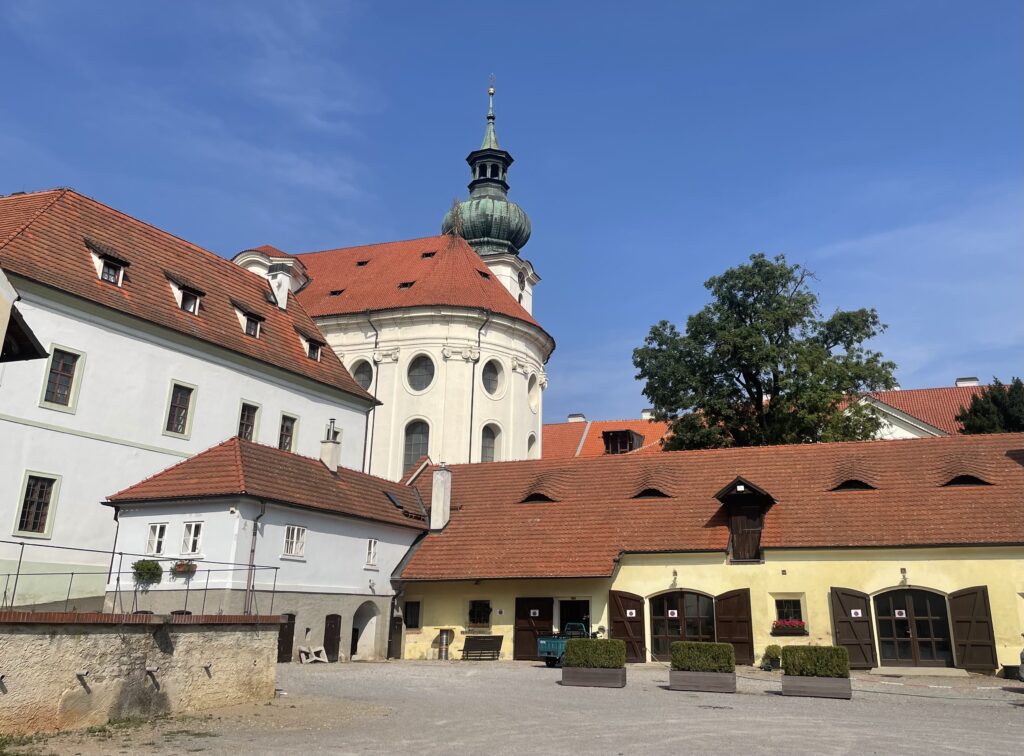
[
  {"xmin": 363, "ymin": 565, "xmax": 379, "ymax": 572},
  {"xmin": 405, "ymin": 628, "xmax": 423, "ymax": 635},
  {"xmin": 280, "ymin": 555, "xmax": 306, "ymax": 562},
  {"xmin": 12, "ymin": 531, "xmax": 52, "ymax": 540},
  {"xmin": 39, "ymin": 401, "xmax": 77, "ymax": 415}
]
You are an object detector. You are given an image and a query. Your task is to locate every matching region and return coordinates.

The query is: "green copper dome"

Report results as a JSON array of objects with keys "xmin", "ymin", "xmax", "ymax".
[{"xmin": 441, "ymin": 85, "xmax": 531, "ymax": 256}]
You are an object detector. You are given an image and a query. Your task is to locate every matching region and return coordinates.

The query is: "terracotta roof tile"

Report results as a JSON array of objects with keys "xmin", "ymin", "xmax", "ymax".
[
  {"xmin": 401, "ymin": 433, "xmax": 1024, "ymax": 580},
  {"xmin": 867, "ymin": 386, "xmax": 986, "ymax": 434},
  {"xmin": 108, "ymin": 437, "xmax": 426, "ymax": 530},
  {"xmin": 292, "ymin": 234, "xmax": 550, "ymax": 341},
  {"xmin": 0, "ymin": 189, "xmax": 371, "ymax": 401}
]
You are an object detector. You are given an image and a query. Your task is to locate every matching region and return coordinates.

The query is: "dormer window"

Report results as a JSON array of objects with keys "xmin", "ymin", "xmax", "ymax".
[
  {"xmin": 421, "ymin": 251, "xmax": 436, "ymax": 259},
  {"xmin": 603, "ymin": 430, "xmax": 643, "ymax": 455},
  {"xmin": 100, "ymin": 259, "xmax": 123, "ymax": 285},
  {"xmin": 521, "ymin": 492, "xmax": 555, "ymax": 503},
  {"xmin": 356, "ymin": 260, "xmax": 369, "ymax": 267},
  {"xmin": 244, "ymin": 315, "xmax": 261, "ymax": 338},
  {"xmin": 180, "ymin": 289, "xmax": 201, "ymax": 315},
  {"xmin": 398, "ymin": 281, "xmax": 414, "ymax": 289},
  {"xmin": 831, "ymin": 479, "xmax": 876, "ymax": 491},
  {"xmin": 714, "ymin": 476, "xmax": 773, "ymax": 564},
  {"xmin": 942, "ymin": 474, "xmax": 991, "ymax": 487},
  {"xmin": 329, "ymin": 289, "xmax": 344, "ymax": 297},
  {"xmin": 307, "ymin": 341, "xmax": 322, "ymax": 361},
  {"xmin": 633, "ymin": 488, "xmax": 670, "ymax": 499},
  {"xmin": 478, "ymin": 270, "xmax": 491, "ymax": 279}
]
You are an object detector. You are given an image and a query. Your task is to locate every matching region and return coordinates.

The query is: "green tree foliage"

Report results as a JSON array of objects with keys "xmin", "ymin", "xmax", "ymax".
[
  {"xmin": 956, "ymin": 378, "xmax": 1024, "ymax": 433},
  {"xmin": 633, "ymin": 254, "xmax": 897, "ymax": 450}
]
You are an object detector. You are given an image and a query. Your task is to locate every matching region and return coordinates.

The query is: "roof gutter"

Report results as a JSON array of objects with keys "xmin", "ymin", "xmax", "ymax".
[{"xmin": 242, "ymin": 500, "xmax": 266, "ymax": 615}]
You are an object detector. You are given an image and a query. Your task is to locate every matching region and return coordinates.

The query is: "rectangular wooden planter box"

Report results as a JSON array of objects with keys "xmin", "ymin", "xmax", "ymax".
[
  {"xmin": 781, "ymin": 675, "xmax": 852, "ymax": 700},
  {"xmin": 561, "ymin": 667, "xmax": 626, "ymax": 688},
  {"xmin": 669, "ymin": 670, "xmax": 736, "ymax": 693}
]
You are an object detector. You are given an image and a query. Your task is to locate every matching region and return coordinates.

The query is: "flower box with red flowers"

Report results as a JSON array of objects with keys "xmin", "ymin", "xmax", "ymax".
[
  {"xmin": 171, "ymin": 560, "xmax": 197, "ymax": 577},
  {"xmin": 771, "ymin": 619, "xmax": 808, "ymax": 636}
]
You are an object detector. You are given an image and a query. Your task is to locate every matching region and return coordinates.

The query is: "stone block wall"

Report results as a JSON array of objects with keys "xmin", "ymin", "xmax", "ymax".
[{"xmin": 0, "ymin": 612, "xmax": 280, "ymax": 735}]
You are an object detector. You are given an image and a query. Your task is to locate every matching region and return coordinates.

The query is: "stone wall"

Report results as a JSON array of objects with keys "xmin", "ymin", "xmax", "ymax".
[{"xmin": 0, "ymin": 612, "xmax": 280, "ymax": 735}]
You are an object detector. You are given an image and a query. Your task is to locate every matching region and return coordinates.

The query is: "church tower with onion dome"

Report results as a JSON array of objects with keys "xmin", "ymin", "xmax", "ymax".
[{"xmin": 442, "ymin": 82, "xmax": 540, "ymax": 314}]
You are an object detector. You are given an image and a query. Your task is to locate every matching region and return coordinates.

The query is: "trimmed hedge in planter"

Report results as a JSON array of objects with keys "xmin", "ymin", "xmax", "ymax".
[
  {"xmin": 780, "ymin": 645, "xmax": 849, "ymax": 678},
  {"xmin": 671, "ymin": 642, "xmax": 735, "ymax": 673},
  {"xmin": 669, "ymin": 642, "xmax": 737, "ymax": 693},
  {"xmin": 781, "ymin": 645, "xmax": 851, "ymax": 700},
  {"xmin": 564, "ymin": 639, "xmax": 626, "ymax": 669},
  {"xmin": 562, "ymin": 639, "xmax": 626, "ymax": 688}
]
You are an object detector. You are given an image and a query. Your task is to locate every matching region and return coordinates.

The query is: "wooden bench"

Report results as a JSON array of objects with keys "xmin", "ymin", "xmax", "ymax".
[{"xmin": 461, "ymin": 634, "xmax": 503, "ymax": 660}]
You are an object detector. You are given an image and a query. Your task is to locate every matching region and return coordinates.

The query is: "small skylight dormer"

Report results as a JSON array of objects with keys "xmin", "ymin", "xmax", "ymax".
[
  {"xmin": 229, "ymin": 298, "xmax": 265, "ymax": 339},
  {"xmin": 941, "ymin": 474, "xmax": 992, "ymax": 487},
  {"xmin": 244, "ymin": 314, "xmax": 261, "ymax": 338},
  {"xmin": 180, "ymin": 289, "xmax": 201, "ymax": 314},
  {"xmin": 633, "ymin": 488, "xmax": 670, "ymax": 499},
  {"xmin": 398, "ymin": 281, "xmax": 415, "ymax": 289},
  {"xmin": 308, "ymin": 341, "xmax": 322, "ymax": 360},
  {"xmin": 166, "ymin": 273, "xmax": 206, "ymax": 315},
  {"xmin": 329, "ymin": 289, "xmax": 344, "ymax": 297},
  {"xmin": 831, "ymin": 479, "xmax": 876, "ymax": 491},
  {"xmin": 421, "ymin": 251, "xmax": 436, "ymax": 259},
  {"xmin": 521, "ymin": 492, "xmax": 556, "ymax": 503},
  {"xmin": 478, "ymin": 270, "xmax": 491, "ymax": 279},
  {"xmin": 356, "ymin": 259, "xmax": 369, "ymax": 267},
  {"xmin": 85, "ymin": 237, "xmax": 130, "ymax": 287}
]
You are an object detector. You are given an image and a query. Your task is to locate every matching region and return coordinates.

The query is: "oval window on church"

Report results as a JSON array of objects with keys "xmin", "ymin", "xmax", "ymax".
[
  {"xmin": 482, "ymin": 359, "xmax": 503, "ymax": 396},
  {"xmin": 351, "ymin": 360, "xmax": 373, "ymax": 391},
  {"xmin": 407, "ymin": 355, "xmax": 435, "ymax": 392}
]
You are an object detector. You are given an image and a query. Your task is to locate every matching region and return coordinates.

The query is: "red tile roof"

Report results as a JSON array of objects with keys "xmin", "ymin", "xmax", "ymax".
[
  {"xmin": 400, "ymin": 433, "xmax": 1024, "ymax": 580},
  {"xmin": 542, "ymin": 418, "xmax": 671, "ymax": 458},
  {"xmin": 292, "ymin": 234, "xmax": 551, "ymax": 341},
  {"xmin": 108, "ymin": 437, "xmax": 426, "ymax": 530},
  {"xmin": 866, "ymin": 386, "xmax": 986, "ymax": 434},
  {"xmin": 0, "ymin": 189, "xmax": 372, "ymax": 401}
]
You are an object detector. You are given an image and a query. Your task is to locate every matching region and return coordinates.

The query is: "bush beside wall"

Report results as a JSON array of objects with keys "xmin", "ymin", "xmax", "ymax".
[
  {"xmin": 563, "ymin": 639, "xmax": 626, "ymax": 669},
  {"xmin": 781, "ymin": 645, "xmax": 850, "ymax": 678},
  {"xmin": 670, "ymin": 642, "xmax": 736, "ymax": 673}
]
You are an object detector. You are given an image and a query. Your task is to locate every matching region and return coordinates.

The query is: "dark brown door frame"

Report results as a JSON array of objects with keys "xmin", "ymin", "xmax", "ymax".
[
  {"xmin": 872, "ymin": 588, "xmax": 954, "ymax": 668},
  {"xmin": 513, "ymin": 597, "xmax": 554, "ymax": 661},
  {"xmin": 609, "ymin": 590, "xmax": 646, "ymax": 663}
]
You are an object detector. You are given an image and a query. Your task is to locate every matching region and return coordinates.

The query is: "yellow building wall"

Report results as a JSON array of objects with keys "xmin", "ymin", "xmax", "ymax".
[{"xmin": 402, "ymin": 546, "xmax": 1024, "ymax": 667}]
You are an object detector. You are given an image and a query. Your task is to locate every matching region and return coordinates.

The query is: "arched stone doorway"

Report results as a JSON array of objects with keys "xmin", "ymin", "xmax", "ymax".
[
  {"xmin": 649, "ymin": 590, "xmax": 715, "ymax": 662},
  {"xmin": 351, "ymin": 601, "xmax": 381, "ymax": 660},
  {"xmin": 873, "ymin": 588, "xmax": 953, "ymax": 667}
]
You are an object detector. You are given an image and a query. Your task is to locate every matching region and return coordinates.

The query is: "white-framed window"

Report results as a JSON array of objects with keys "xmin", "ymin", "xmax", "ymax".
[
  {"xmin": 146, "ymin": 523, "xmax": 167, "ymax": 555},
  {"xmin": 181, "ymin": 521, "xmax": 203, "ymax": 555},
  {"xmin": 164, "ymin": 381, "xmax": 196, "ymax": 438},
  {"xmin": 278, "ymin": 414, "xmax": 298, "ymax": 452},
  {"xmin": 307, "ymin": 341, "xmax": 322, "ymax": 361},
  {"xmin": 180, "ymin": 289, "xmax": 201, "ymax": 315},
  {"xmin": 39, "ymin": 344, "xmax": 86, "ymax": 413},
  {"xmin": 244, "ymin": 315, "xmax": 261, "ymax": 338},
  {"xmin": 365, "ymin": 538, "xmax": 378, "ymax": 567},
  {"xmin": 283, "ymin": 525, "xmax": 306, "ymax": 558},
  {"xmin": 14, "ymin": 472, "xmax": 61, "ymax": 538},
  {"xmin": 100, "ymin": 258, "xmax": 123, "ymax": 285},
  {"xmin": 238, "ymin": 401, "xmax": 260, "ymax": 441}
]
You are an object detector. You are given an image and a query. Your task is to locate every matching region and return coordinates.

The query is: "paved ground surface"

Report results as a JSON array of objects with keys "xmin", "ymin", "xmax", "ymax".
[{"xmin": 7, "ymin": 662, "xmax": 1024, "ymax": 755}]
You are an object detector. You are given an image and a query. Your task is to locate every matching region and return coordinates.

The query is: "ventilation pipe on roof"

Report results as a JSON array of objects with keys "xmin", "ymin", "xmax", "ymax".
[
  {"xmin": 640, "ymin": 408, "xmax": 655, "ymax": 421},
  {"xmin": 567, "ymin": 413, "xmax": 586, "ymax": 423},
  {"xmin": 955, "ymin": 376, "xmax": 980, "ymax": 387},
  {"xmin": 320, "ymin": 419, "xmax": 342, "ymax": 473},
  {"xmin": 267, "ymin": 262, "xmax": 291, "ymax": 311},
  {"xmin": 430, "ymin": 464, "xmax": 452, "ymax": 531}
]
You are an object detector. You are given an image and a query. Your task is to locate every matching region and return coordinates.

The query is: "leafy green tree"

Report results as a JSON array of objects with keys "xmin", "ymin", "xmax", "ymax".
[
  {"xmin": 633, "ymin": 253, "xmax": 897, "ymax": 450},
  {"xmin": 956, "ymin": 378, "xmax": 1024, "ymax": 433}
]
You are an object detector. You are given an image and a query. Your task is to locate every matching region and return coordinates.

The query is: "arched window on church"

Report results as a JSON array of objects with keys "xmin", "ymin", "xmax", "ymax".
[
  {"xmin": 404, "ymin": 421, "xmax": 429, "ymax": 472},
  {"xmin": 481, "ymin": 424, "xmax": 500, "ymax": 463}
]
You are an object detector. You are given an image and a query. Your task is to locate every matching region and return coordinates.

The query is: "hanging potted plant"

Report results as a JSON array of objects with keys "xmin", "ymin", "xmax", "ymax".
[
  {"xmin": 131, "ymin": 559, "xmax": 163, "ymax": 587},
  {"xmin": 171, "ymin": 560, "xmax": 197, "ymax": 577},
  {"xmin": 771, "ymin": 619, "xmax": 808, "ymax": 636}
]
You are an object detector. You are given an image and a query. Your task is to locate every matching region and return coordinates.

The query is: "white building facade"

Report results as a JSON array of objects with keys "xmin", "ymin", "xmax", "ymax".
[{"xmin": 0, "ymin": 189, "xmax": 374, "ymax": 608}]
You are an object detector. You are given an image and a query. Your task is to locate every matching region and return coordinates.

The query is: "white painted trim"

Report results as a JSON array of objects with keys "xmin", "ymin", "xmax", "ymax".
[
  {"xmin": 37, "ymin": 342, "xmax": 87, "ymax": 415},
  {"xmin": 0, "ymin": 412, "xmax": 191, "ymax": 458},
  {"xmin": 12, "ymin": 469, "xmax": 63, "ymax": 539},
  {"xmin": 162, "ymin": 379, "xmax": 198, "ymax": 441}
]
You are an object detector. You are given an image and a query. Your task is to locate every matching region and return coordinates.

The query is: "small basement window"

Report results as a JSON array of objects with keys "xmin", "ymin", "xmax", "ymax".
[
  {"xmin": 942, "ymin": 475, "xmax": 992, "ymax": 487},
  {"xmin": 468, "ymin": 600, "xmax": 492, "ymax": 626},
  {"xmin": 831, "ymin": 479, "xmax": 875, "ymax": 491},
  {"xmin": 398, "ymin": 281, "xmax": 415, "ymax": 289}
]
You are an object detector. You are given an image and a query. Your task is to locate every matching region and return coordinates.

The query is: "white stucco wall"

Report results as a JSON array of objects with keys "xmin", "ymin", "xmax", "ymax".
[
  {"xmin": 318, "ymin": 308, "xmax": 551, "ymax": 480},
  {"xmin": 107, "ymin": 497, "xmax": 420, "ymax": 599},
  {"xmin": 0, "ymin": 283, "xmax": 370, "ymax": 601}
]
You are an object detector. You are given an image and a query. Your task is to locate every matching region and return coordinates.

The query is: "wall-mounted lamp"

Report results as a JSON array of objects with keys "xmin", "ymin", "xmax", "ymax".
[
  {"xmin": 76, "ymin": 670, "xmax": 90, "ymax": 679},
  {"xmin": 145, "ymin": 666, "xmax": 159, "ymax": 674}
]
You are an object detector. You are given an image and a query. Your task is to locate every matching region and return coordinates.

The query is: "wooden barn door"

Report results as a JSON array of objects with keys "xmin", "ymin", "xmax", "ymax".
[
  {"xmin": 830, "ymin": 588, "xmax": 876, "ymax": 669},
  {"xmin": 277, "ymin": 613, "xmax": 296, "ymax": 663},
  {"xmin": 609, "ymin": 591, "xmax": 646, "ymax": 663},
  {"xmin": 514, "ymin": 597, "xmax": 553, "ymax": 660},
  {"xmin": 323, "ymin": 614, "xmax": 342, "ymax": 662},
  {"xmin": 949, "ymin": 586, "xmax": 998, "ymax": 672},
  {"xmin": 714, "ymin": 588, "xmax": 754, "ymax": 665}
]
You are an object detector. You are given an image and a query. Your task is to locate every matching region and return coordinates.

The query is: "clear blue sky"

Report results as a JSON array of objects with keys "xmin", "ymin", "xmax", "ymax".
[{"xmin": 3, "ymin": 1, "xmax": 1021, "ymax": 421}]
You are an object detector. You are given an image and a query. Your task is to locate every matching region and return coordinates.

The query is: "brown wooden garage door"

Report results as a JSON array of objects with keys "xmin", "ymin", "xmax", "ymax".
[
  {"xmin": 830, "ymin": 587, "xmax": 877, "ymax": 669},
  {"xmin": 714, "ymin": 588, "xmax": 754, "ymax": 665},
  {"xmin": 609, "ymin": 590, "xmax": 646, "ymax": 663},
  {"xmin": 950, "ymin": 586, "xmax": 998, "ymax": 672},
  {"xmin": 514, "ymin": 597, "xmax": 554, "ymax": 660}
]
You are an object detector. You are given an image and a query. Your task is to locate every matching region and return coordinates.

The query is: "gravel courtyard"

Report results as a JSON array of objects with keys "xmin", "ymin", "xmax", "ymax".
[{"xmin": 12, "ymin": 661, "xmax": 1024, "ymax": 755}]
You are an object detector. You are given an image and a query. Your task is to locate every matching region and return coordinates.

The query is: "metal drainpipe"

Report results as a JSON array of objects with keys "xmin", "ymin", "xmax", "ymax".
[
  {"xmin": 243, "ymin": 501, "xmax": 266, "ymax": 615},
  {"xmin": 364, "ymin": 312, "xmax": 381, "ymax": 474},
  {"xmin": 107, "ymin": 505, "xmax": 121, "ymax": 582},
  {"xmin": 467, "ymin": 310, "xmax": 491, "ymax": 461}
]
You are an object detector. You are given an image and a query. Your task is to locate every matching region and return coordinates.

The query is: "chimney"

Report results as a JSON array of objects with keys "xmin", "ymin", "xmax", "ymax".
[
  {"xmin": 267, "ymin": 262, "xmax": 291, "ymax": 311},
  {"xmin": 430, "ymin": 465, "xmax": 452, "ymax": 531},
  {"xmin": 320, "ymin": 419, "xmax": 342, "ymax": 473},
  {"xmin": 955, "ymin": 376, "xmax": 980, "ymax": 388},
  {"xmin": 640, "ymin": 408, "xmax": 655, "ymax": 421},
  {"xmin": 567, "ymin": 413, "xmax": 586, "ymax": 423}
]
